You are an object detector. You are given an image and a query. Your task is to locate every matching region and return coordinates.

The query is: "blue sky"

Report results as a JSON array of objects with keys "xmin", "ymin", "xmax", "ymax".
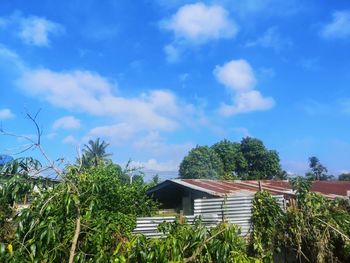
[{"xmin": 1, "ymin": 0, "xmax": 350, "ymax": 178}]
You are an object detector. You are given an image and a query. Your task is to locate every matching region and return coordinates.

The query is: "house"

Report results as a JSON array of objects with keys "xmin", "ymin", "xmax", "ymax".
[{"xmin": 147, "ymin": 179, "xmax": 350, "ymax": 215}]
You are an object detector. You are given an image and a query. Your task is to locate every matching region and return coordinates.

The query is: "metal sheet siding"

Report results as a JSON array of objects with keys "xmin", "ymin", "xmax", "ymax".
[
  {"xmin": 194, "ymin": 195, "xmax": 284, "ymax": 236},
  {"xmin": 134, "ymin": 195, "xmax": 284, "ymax": 238}
]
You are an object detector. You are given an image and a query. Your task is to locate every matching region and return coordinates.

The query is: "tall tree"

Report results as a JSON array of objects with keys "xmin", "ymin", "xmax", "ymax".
[
  {"xmin": 211, "ymin": 139, "xmax": 247, "ymax": 179},
  {"xmin": 179, "ymin": 146, "xmax": 224, "ymax": 179},
  {"xmin": 306, "ymin": 156, "xmax": 332, "ymax": 181},
  {"xmin": 338, "ymin": 173, "xmax": 350, "ymax": 181},
  {"xmin": 81, "ymin": 138, "xmax": 111, "ymax": 168},
  {"xmin": 239, "ymin": 137, "xmax": 282, "ymax": 180}
]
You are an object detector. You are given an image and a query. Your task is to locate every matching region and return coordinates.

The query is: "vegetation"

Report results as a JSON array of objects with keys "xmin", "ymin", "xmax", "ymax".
[
  {"xmin": 179, "ymin": 145, "xmax": 224, "ymax": 179},
  {"xmin": 81, "ymin": 138, "xmax": 112, "ymax": 168},
  {"xmin": 338, "ymin": 173, "xmax": 350, "ymax": 181},
  {"xmin": 0, "ymin": 117, "xmax": 349, "ymax": 262},
  {"xmin": 306, "ymin": 156, "xmax": 333, "ymax": 181},
  {"xmin": 112, "ymin": 220, "xmax": 260, "ymax": 263},
  {"xmin": 180, "ymin": 137, "xmax": 283, "ymax": 180},
  {"xmin": 252, "ymin": 177, "xmax": 350, "ymax": 262},
  {"xmin": 0, "ymin": 163, "xmax": 157, "ymax": 262}
]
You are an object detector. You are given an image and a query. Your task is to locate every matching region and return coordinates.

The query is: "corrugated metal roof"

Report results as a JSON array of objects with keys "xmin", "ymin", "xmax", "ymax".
[{"xmin": 167, "ymin": 179, "xmax": 350, "ymax": 198}]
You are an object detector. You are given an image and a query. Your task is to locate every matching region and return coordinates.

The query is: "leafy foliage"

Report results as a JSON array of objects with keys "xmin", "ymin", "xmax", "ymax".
[
  {"xmin": 81, "ymin": 138, "xmax": 112, "ymax": 168},
  {"xmin": 252, "ymin": 177, "xmax": 350, "ymax": 263},
  {"xmin": 306, "ymin": 156, "xmax": 333, "ymax": 181},
  {"xmin": 112, "ymin": 220, "xmax": 260, "ymax": 263},
  {"xmin": 211, "ymin": 140, "xmax": 247, "ymax": 179},
  {"xmin": 179, "ymin": 146, "xmax": 224, "ymax": 179},
  {"xmin": 0, "ymin": 164, "xmax": 157, "ymax": 262},
  {"xmin": 180, "ymin": 137, "xmax": 283, "ymax": 180},
  {"xmin": 239, "ymin": 137, "xmax": 282, "ymax": 180},
  {"xmin": 251, "ymin": 191, "xmax": 284, "ymax": 260}
]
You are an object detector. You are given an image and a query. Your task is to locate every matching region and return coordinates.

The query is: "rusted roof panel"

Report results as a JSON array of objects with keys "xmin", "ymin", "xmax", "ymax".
[{"xmin": 169, "ymin": 179, "xmax": 350, "ymax": 198}]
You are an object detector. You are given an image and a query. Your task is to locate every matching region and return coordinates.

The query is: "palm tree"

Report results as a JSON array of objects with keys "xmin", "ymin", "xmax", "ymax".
[{"xmin": 82, "ymin": 138, "xmax": 111, "ymax": 167}]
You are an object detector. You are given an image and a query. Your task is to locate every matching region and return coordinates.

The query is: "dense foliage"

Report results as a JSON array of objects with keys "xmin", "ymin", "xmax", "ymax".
[
  {"xmin": 252, "ymin": 177, "xmax": 350, "ymax": 263},
  {"xmin": 112, "ymin": 220, "xmax": 260, "ymax": 263},
  {"xmin": 180, "ymin": 137, "xmax": 283, "ymax": 180},
  {"xmin": 0, "ymin": 164, "xmax": 157, "ymax": 262},
  {"xmin": 179, "ymin": 145, "xmax": 224, "ymax": 179},
  {"xmin": 211, "ymin": 140, "xmax": 247, "ymax": 179}
]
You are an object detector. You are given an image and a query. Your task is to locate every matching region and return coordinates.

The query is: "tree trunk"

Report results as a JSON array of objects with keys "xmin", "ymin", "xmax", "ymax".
[{"xmin": 69, "ymin": 206, "xmax": 81, "ymax": 263}]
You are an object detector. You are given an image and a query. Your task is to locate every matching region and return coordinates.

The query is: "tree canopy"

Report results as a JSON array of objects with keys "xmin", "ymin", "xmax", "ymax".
[
  {"xmin": 179, "ymin": 137, "xmax": 283, "ymax": 180},
  {"xmin": 211, "ymin": 140, "xmax": 247, "ymax": 179},
  {"xmin": 239, "ymin": 137, "xmax": 282, "ymax": 180},
  {"xmin": 81, "ymin": 138, "xmax": 112, "ymax": 168},
  {"xmin": 179, "ymin": 145, "xmax": 224, "ymax": 179},
  {"xmin": 306, "ymin": 156, "xmax": 333, "ymax": 181}
]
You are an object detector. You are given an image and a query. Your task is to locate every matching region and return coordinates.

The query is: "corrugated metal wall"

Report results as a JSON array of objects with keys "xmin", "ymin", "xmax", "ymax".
[
  {"xmin": 134, "ymin": 195, "xmax": 284, "ymax": 238},
  {"xmin": 134, "ymin": 214, "xmax": 220, "ymax": 238},
  {"xmin": 194, "ymin": 195, "xmax": 284, "ymax": 236}
]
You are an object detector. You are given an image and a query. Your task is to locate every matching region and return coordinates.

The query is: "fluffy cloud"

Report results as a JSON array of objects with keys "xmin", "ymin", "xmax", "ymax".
[
  {"xmin": 163, "ymin": 2, "xmax": 237, "ymax": 42},
  {"xmin": 321, "ymin": 10, "xmax": 350, "ymax": 39},
  {"xmin": 17, "ymin": 68, "xmax": 198, "ymax": 132},
  {"xmin": 161, "ymin": 2, "xmax": 238, "ymax": 62},
  {"xmin": 214, "ymin": 59, "xmax": 256, "ymax": 91},
  {"xmin": 0, "ymin": 12, "xmax": 64, "ymax": 46},
  {"xmin": 245, "ymin": 27, "xmax": 292, "ymax": 51},
  {"xmin": 0, "ymin": 108, "xmax": 15, "ymax": 120},
  {"xmin": 53, "ymin": 116, "xmax": 81, "ymax": 130},
  {"xmin": 163, "ymin": 2, "xmax": 238, "ymax": 43},
  {"xmin": 219, "ymin": 90, "xmax": 274, "ymax": 116},
  {"xmin": 214, "ymin": 59, "xmax": 275, "ymax": 116}
]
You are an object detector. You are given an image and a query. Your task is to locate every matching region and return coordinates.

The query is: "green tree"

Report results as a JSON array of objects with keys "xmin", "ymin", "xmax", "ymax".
[
  {"xmin": 211, "ymin": 139, "xmax": 247, "ymax": 179},
  {"xmin": 307, "ymin": 156, "xmax": 332, "ymax": 181},
  {"xmin": 81, "ymin": 138, "xmax": 111, "ymax": 168},
  {"xmin": 2, "ymin": 164, "xmax": 157, "ymax": 262},
  {"xmin": 338, "ymin": 173, "xmax": 350, "ymax": 181},
  {"xmin": 179, "ymin": 146, "xmax": 224, "ymax": 179},
  {"xmin": 239, "ymin": 137, "xmax": 282, "ymax": 180}
]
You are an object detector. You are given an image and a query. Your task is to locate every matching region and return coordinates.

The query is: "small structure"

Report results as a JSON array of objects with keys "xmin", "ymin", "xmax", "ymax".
[{"xmin": 147, "ymin": 179, "xmax": 350, "ymax": 215}]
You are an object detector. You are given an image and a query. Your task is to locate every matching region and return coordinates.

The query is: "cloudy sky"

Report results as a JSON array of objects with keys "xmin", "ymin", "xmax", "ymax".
[{"xmin": 1, "ymin": 0, "xmax": 350, "ymax": 178}]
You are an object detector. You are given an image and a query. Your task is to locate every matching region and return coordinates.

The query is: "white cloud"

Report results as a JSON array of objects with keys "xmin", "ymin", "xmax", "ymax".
[
  {"xmin": 87, "ymin": 123, "xmax": 136, "ymax": 142},
  {"xmin": 245, "ymin": 27, "xmax": 292, "ymax": 51},
  {"xmin": 321, "ymin": 10, "xmax": 350, "ymax": 39},
  {"xmin": 0, "ymin": 12, "xmax": 64, "ymax": 46},
  {"xmin": 162, "ymin": 2, "xmax": 238, "ymax": 43},
  {"xmin": 214, "ymin": 59, "xmax": 275, "ymax": 116},
  {"xmin": 53, "ymin": 116, "xmax": 81, "ymax": 130},
  {"xmin": 0, "ymin": 108, "xmax": 15, "ymax": 120},
  {"xmin": 214, "ymin": 59, "xmax": 256, "ymax": 92},
  {"xmin": 17, "ymin": 69, "xmax": 197, "ymax": 132},
  {"xmin": 219, "ymin": 90, "xmax": 274, "ymax": 116},
  {"xmin": 18, "ymin": 16, "xmax": 64, "ymax": 46}
]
